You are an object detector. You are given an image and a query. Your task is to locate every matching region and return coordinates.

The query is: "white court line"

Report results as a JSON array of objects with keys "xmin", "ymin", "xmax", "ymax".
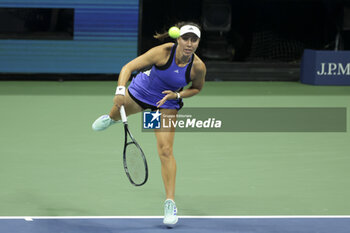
[{"xmin": 1, "ymin": 216, "xmax": 350, "ymax": 220}]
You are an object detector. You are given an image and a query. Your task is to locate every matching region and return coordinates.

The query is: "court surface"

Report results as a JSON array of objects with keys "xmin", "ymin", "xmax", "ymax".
[
  {"xmin": 1, "ymin": 216, "xmax": 350, "ymax": 233},
  {"xmin": 0, "ymin": 81, "xmax": 349, "ymax": 232}
]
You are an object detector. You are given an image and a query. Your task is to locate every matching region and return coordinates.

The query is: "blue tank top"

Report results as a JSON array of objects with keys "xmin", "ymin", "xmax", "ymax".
[{"xmin": 128, "ymin": 44, "xmax": 194, "ymax": 109}]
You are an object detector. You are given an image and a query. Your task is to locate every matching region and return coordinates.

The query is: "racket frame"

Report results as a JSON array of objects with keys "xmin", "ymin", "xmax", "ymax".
[{"xmin": 120, "ymin": 106, "xmax": 148, "ymax": 186}]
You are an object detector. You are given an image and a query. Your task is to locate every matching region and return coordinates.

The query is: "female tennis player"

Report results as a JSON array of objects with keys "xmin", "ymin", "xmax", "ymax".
[{"xmin": 92, "ymin": 21, "xmax": 206, "ymax": 227}]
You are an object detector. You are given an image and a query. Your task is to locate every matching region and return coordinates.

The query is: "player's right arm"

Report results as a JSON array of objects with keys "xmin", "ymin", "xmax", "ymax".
[
  {"xmin": 114, "ymin": 43, "xmax": 172, "ymax": 108},
  {"xmin": 117, "ymin": 43, "xmax": 172, "ymax": 86}
]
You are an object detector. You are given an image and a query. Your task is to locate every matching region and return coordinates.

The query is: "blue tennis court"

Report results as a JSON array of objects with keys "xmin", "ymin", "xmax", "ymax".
[{"xmin": 1, "ymin": 216, "xmax": 350, "ymax": 233}]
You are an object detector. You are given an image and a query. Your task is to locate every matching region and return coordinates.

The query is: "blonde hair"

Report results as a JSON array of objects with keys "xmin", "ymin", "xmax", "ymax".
[{"xmin": 153, "ymin": 21, "xmax": 201, "ymax": 41}]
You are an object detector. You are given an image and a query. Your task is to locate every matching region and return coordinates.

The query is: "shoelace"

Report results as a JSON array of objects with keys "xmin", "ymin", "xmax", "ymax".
[{"xmin": 165, "ymin": 201, "xmax": 177, "ymax": 216}]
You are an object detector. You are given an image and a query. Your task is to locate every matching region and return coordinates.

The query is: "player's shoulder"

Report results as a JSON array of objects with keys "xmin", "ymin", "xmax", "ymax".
[
  {"xmin": 151, "ymin": 42, "xmax": 174, "ymax": 53},
  {"xmin": 142, "ymin": 43, "xmax": 173, "ymax": 63},
  {"xmin": 193, "ymin": 54, "xmax": 206, "ymax": 73}
]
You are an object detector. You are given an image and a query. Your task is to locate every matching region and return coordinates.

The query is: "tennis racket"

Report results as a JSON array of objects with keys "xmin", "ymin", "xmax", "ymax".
[{"xmin": 119, "ymin": 105, "xmax": 148, "ymax": 186}]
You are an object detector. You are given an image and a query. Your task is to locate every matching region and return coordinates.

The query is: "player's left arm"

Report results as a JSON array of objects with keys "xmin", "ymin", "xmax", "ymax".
[
  {"xmin": 178, "ymin": 59, "xmax": 206, "ymax": 98},
  {"xmin": 156, "ymin": 57, "xmax": 206, "ymax": 107}
]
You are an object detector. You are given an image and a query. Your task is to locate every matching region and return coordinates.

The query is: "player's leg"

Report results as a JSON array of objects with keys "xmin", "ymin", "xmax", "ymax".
[
  {"xmin": 154, "ymin": 108, "xmax": 178, "ymax": 226},
  {"xmin": 92, "ymin": 88, "xmax": 143, "ymax": 131}
]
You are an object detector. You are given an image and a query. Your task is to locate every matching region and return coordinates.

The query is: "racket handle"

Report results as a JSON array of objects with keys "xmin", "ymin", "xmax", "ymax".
[{"xmin": 120, "ymin": 105, "xmax": 127, "ymax": 123}]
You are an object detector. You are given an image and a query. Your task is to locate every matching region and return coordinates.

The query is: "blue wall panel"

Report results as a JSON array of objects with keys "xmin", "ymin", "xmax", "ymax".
[
  {"xmin": 74, "ymin": 8, "xmax": 138, "ymax": 41},
  {"xmin": 0, "ymin": 0, "xmax": 139, "ymax": 74}
]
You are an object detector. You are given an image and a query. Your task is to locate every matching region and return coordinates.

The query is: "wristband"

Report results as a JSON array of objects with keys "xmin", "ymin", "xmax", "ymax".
[
  {"xmin": 115, "ymin": 86, "xmax": 126, "ymax": 96},
  {"xmin": 175, "ymin": 92, "xmax": 181, "ymax": 99}
]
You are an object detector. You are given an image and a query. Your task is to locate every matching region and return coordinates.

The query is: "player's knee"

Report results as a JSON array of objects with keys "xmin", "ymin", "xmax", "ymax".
[{"xmin": 158, "ymin": 144, "xmax": 173, "ymax": 159}]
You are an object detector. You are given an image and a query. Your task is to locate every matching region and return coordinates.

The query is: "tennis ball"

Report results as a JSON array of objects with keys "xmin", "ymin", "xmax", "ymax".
[{"xmin": 168, "ymin": 26, "xmax": 180, "ymax": 39}]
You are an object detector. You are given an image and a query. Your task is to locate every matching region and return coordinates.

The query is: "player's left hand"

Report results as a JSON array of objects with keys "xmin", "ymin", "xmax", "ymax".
[{"xmin": 156, "ymin": 90, "xmax": 177, "ymax": 108}]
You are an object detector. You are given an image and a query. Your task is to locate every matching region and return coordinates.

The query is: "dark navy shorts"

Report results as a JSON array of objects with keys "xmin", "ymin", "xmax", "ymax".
[{"xmin": 128, "ymin": 89, "xmax": 183, "ymax": 111}]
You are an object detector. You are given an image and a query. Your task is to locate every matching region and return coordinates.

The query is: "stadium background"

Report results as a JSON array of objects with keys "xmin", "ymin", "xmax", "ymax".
[{"xmin": 0, "ymin": 0, "xmax": 349, "ymax": 80}]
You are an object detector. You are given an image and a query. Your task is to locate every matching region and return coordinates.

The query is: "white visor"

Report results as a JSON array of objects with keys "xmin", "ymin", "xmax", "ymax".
[{"xmin": 179, "ymin": 25, "xmax": 201, "ymax": 38}]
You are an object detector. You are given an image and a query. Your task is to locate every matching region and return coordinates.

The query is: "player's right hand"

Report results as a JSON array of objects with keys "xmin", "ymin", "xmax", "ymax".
[{"xmin": 114, "ymin": 95, "xmax": 125, "ymax": 109}]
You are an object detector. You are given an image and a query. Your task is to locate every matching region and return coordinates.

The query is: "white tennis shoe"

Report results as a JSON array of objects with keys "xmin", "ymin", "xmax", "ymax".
[
  {"xmin": 163, "ymin": 199, "xmax": 178, "ymax": 227},
  {"xmin": 92, "ymin": 115, "xmax": 120, "ymax": 131}
]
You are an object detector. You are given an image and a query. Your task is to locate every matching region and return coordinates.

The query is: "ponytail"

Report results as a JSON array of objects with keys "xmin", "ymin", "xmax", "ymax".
[{"xmin": 153, "ymin": 31, "xmax": 169, "ymax": 41}]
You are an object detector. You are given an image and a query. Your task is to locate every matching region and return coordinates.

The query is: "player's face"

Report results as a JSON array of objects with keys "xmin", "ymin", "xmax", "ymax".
[{"xmin": 177, "ymin": 33, "xmax": 200, "ymax": 56}]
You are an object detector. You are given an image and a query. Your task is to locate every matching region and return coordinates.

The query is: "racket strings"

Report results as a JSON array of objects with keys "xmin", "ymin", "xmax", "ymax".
[{"xmin": 125, "ymin": 143, "xmax": 146, "ymax": 184}]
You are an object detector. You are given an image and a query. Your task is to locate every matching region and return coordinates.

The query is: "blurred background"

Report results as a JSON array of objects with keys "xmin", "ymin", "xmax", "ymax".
[{"xmin": 0, "ymin": 0, "xmax": 349, "ymax": 81}]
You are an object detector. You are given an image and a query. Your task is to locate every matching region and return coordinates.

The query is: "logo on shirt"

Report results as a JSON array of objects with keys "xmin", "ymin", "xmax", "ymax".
[
  {"xmin": 174, "ymin": 70, "xmax": 179, "ymax": 73},
  {"xmin": 143, "ymin": 110, "xmax": 161, "ymax": 129},
  {"xmin": 143, "ymin": 69, "xmax": 151, "ymax": 76}
]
